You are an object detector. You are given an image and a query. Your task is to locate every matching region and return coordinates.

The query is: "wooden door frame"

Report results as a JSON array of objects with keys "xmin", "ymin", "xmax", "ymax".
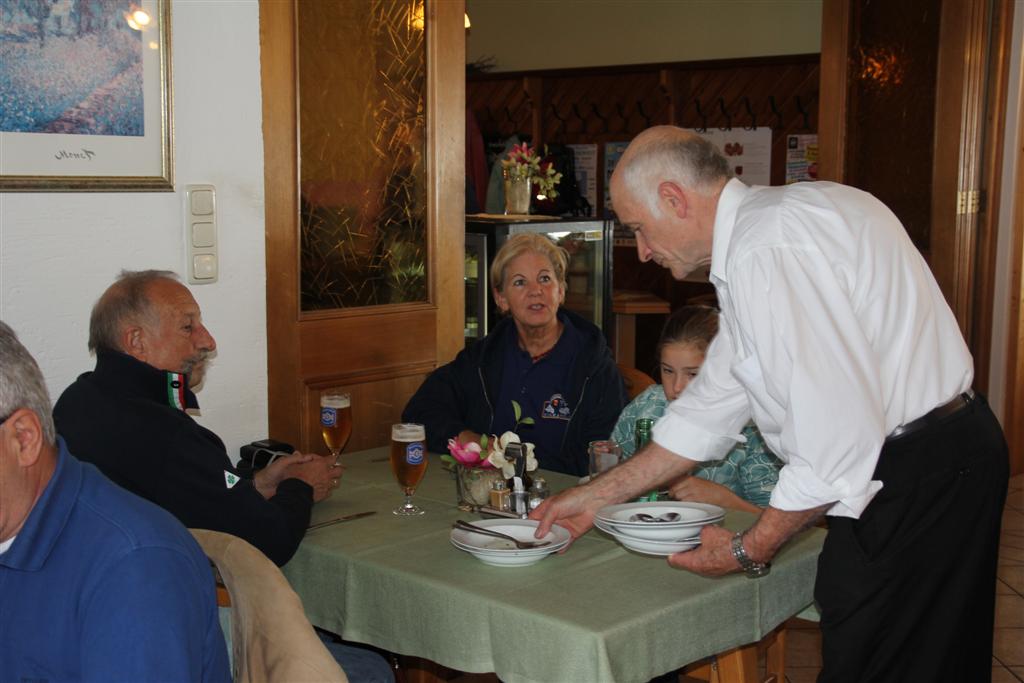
[{"xmin": 259, "ymin": 0, "xmax": 465, "ymax": 449}]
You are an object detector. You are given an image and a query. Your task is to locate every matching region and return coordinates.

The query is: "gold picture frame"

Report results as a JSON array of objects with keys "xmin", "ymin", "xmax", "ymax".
[{"xmin": 0, "ymin": 0, "xmax": 173, "ymax": 192}]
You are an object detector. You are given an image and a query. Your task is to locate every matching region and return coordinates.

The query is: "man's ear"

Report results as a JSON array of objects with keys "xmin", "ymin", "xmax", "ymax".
[
  {"xmin": 122, "ymin": 324, "xmax": 146, "ymax": 360},
  {"xmin": 9, "ymin": 409, "xmax": 44, "ymax": 468},
  {"xmin": 657, "ymin": 181, "xmax": 688, "ymax": 219}
]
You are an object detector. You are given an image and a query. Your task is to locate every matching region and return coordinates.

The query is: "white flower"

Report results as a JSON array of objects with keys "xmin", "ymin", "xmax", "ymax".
[{"xmin": 486, "ymin": 432, "xmax": 538, "ymax": 478}]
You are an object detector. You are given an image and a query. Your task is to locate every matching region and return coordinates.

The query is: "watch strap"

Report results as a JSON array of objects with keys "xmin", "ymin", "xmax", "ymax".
[{"xmin": 731, "ymin": 531, "xmax": 771, "ymax": 578}]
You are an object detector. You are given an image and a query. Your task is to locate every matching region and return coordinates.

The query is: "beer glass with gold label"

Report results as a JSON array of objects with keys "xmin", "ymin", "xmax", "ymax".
[
  {"xmin": 390, "ymin": 423, "xmax": 427, "ymax": 515},
  {"xmin": 320, "ymin": 390, "xmax": 352, "ymax": 465}
]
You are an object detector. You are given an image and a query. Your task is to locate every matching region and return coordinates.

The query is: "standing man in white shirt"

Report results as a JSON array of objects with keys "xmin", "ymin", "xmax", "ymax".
[{"xmin": 533, "ymin": 126, "xmax": 1009, "ymax": 682}]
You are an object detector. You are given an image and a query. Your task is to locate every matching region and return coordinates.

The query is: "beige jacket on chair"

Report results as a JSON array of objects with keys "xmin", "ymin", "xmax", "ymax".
[{"xmin": 190, "ymin": 529, "xmax": 348, "ymax": 683}]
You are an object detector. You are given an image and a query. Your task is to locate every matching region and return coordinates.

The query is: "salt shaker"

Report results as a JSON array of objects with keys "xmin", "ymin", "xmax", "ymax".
[{"xmin": 528, "ymin": 477, "xmax": 549, "ymax": 511}]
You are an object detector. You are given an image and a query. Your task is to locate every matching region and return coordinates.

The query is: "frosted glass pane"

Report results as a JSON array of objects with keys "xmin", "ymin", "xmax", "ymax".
[{"xmin": 298, "ymin": 0, "xmax": 427, "ymax": 310}]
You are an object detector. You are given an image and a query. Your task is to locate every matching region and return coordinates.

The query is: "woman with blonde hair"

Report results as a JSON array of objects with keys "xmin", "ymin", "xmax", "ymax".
[{"xmin": 403, "ymin": 233, "xmax": 626, "ymax": 475}]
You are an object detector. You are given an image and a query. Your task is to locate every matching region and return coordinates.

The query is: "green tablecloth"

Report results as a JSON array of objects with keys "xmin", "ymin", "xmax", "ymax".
[{"xmin": 283, "ymin": 448, "xmax": 825, "ymax": 683}]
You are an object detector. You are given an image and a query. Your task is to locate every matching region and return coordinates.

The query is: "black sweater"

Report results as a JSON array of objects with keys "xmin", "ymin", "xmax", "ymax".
[
  {"xmin": 53, "ymin": 351, "xmax": 312, "ymax": 566},
  {"xmin": 402, "ymin": 309, "xmax": 626, "ymax": 476}
]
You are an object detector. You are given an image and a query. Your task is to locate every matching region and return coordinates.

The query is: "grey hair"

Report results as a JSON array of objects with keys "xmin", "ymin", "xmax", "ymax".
[
  {"xmin": 88, "ymin": 269, "xmax": 179, "ymax": 354},
  {"xmin": 0, "ymin": 321, "xmax": 56, "ymax": 445},
  {"xmin": 618, "ymin": 126, "xmax": 732, "ymax": 215}
]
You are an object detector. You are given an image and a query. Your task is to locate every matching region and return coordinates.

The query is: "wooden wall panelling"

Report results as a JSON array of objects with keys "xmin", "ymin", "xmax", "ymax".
[{"xmin": 468, "ymin": 55, "xmax": 820, "ymax": 213}]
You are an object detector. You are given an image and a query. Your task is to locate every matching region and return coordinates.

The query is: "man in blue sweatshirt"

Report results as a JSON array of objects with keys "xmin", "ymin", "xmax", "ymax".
[{"xmin": 0, "ymin": 320, "xmax": 230, "ymax": 682}]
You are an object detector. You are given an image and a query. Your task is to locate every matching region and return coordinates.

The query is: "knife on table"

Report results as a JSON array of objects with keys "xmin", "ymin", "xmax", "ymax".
[{"xmin": 307, "ymin": 510, "xmax": 377, "ymax": 530}]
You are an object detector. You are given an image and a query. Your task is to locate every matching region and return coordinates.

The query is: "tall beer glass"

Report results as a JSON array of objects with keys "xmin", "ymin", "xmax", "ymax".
[
  {"xmin": 320, "ymin": 390, "xmax": 352, "ymax": 465},
  {"xmin": 390, "ymin": 423, "xmax": 427, "ymax": 516}
]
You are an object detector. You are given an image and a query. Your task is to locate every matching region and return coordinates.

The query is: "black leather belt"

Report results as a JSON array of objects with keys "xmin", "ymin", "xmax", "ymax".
[{"xmin": 887, "ymin": 390, "xmax": 975, "ymax": 441}]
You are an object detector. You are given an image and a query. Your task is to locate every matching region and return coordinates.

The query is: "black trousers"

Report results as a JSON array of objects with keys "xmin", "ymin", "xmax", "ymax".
[{"xmin": 815, "ymin": 394, "xmax": 1009, "ymax": 683}]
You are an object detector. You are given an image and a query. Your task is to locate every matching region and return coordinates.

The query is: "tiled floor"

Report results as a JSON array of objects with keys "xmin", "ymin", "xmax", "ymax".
[{"xmin": 779, "ymin": 472, "xmax": 1024, "ymax": 683}]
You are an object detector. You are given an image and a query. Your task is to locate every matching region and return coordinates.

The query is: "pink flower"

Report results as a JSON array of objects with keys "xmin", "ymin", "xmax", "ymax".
[{"xmin": 446, "ymin": 438, "xmax": 491, "ymax": 468}]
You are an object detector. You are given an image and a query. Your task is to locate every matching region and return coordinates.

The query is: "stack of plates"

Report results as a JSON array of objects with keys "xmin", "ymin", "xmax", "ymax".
[
  {"xmin": 594, "ymin": 501, "xmax": 725, "ymax": 556},
  {"xmin": 450, "ymin": 519, "xmax": 571, "ymax": 567}
]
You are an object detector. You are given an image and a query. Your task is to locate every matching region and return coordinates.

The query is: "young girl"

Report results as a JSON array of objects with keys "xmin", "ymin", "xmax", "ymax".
[{"xmin": 610, "ymin": 305, "xmax": 781, "ymax": 513}]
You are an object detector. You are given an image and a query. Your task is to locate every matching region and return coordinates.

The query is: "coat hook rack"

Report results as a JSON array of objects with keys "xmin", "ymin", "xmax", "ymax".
[
  {"xmin": 795, "ymin": 95, "xmax": 811, "ymax": 130},
  {"xmin": 743, "ymin": 97, "xmax": 757, "ymax": 130},
  {"xmin": 768, "ymin": 96, "xmax": 783, "ymax": 130},
  {"xmin": 636, "ymin": 101, "xmax": 652, "ymax": 128},
  {"xmin": 717, "ymin": 97, "xmax": 732, "ymax": 131},
  {"xmin": 693, "ymin": 98, "xmax": 709, "ymax": 132},
  {"xmin": 549, "ymin": 103, "xmax": 566, "ymax": 124}
]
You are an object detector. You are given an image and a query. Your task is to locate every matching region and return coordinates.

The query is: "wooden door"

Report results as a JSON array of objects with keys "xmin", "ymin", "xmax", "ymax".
[{"xmin": 260, "ymin": 0, "xmax": 464, "ymax": 453}]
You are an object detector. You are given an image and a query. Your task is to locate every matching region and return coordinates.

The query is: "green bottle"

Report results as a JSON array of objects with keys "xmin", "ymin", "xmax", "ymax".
[{"xmin": 635, "ymin": 419, "xmax": 659, "ymax": 502}]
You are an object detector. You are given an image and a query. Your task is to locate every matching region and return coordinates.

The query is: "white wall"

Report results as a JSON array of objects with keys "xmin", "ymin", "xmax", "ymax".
[
  {"xmin": 466, "ymin": 0, "xmax": 823, "ymax": 72},
  {"xmin": 0, "ymin": 0, "xmax": 268, "ymax": 457}
]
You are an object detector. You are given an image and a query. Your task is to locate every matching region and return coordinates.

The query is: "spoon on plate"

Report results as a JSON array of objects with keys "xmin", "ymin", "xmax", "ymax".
[{"xmin": 453, "ymin": 520, "xmax": 552, "ymax": 550}]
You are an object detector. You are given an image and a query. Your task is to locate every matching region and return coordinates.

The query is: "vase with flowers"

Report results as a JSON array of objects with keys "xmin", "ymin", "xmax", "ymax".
[
  {"xmin": 442, "ymin": 400, "xmax": 537, "ymax": 510},
  {"xmin": 501, "ymin": 143, "xmax": 563, "ymax": 215}
]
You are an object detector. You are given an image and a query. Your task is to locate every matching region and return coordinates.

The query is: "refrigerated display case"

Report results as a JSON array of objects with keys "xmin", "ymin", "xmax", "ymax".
[{"xmin": 465, "ymin": 217, "xmax": 613, "ymax": 346}]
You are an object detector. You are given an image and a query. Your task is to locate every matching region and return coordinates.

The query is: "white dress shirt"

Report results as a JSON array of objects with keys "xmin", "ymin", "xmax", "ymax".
[{"xmin": 653, "ymin": 179, "xmax": 973, "ymax": 518}]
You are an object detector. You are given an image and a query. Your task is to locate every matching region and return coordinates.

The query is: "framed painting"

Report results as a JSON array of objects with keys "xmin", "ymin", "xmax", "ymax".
[{"xmin": 0, "ymin": 0, "xmax": 173, "ymax": 191}]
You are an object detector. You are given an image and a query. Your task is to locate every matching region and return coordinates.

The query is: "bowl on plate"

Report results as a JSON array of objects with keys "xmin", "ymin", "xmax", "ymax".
[
  {"xmin": 595, "ymin": 502, "xmax": 725, "ymax": 541},
  {"xmin": 450, "ymin": 518, "xmax": 570, "ymax": 567}
]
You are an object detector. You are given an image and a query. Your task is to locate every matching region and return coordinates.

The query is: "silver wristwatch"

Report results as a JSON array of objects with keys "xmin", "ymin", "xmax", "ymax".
[{"xmin": 731, "ymin": 531, "xmax": 770, "ymax": 578}]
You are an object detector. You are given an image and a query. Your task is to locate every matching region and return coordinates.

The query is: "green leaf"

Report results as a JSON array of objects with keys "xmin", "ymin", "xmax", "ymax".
[
  {"xmin": 512, "ymin": 400, "xmax": 522, "ymax": 422},
  {"xmin": 519, "ymin": 417, "xmax": 535, "ymax": 425},
  {"xmin": 480, "ymin": 433, "xmax": 489, "ymax": 450},
  {"xmin": 440, "ymin": 454, "xmax": 456, "ymax": 466}
]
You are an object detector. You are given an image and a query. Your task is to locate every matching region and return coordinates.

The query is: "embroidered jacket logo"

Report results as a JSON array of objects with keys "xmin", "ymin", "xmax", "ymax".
[
  {"xmin": 224, "ymin": 471, "xmax": 240, "ymax": 489},
  {"xmin": 541, "ymin": 394, "xmax": 572, "ymax": 420}
]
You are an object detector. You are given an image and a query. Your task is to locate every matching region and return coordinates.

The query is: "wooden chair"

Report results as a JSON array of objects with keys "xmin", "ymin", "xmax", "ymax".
[
  {"xmin": 617, "ymin": 363, "xmax": 657, "ymax": 400},
  {"xmin": 191, "ymin": 529, "xmax": 348, "ymax": 683}
]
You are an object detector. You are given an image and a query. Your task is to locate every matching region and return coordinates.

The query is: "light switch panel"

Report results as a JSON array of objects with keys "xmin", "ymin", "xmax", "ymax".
[{"xmin": 185, "ymin": 184, "xmax": 217, "ymax": 284}]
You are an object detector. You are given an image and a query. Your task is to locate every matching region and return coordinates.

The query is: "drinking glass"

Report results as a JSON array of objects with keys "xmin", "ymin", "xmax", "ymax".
[
  {"xmin": 320, "ymin": 390, "xmax": 352, "ymax": 465},
  {"xmin": 588, "ymin": 440, "xmax": 622, "ymax": 479},
  {"xmin": 390, "ymin": 423, "xmax": 428, "ymax": 515}
]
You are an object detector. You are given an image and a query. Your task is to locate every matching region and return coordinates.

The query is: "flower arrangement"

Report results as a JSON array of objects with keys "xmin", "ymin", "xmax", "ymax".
[
  {"xmin": 442, "ymin": 400, "xmax": 537, "ymax": 478},
  {"xmin": 502, "ymin": 142, "xmax": 563, "ymax": 200}
]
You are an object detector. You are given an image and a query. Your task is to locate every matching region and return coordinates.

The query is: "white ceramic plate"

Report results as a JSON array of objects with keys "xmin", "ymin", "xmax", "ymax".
[
  {"xmin": 594, "ymin": 519, "xmax": 703, "ymax": 556},
  {"xmin": 450, "ymin": 519, "xmax": 570, "ymax": 566},
  {"xmin": 595, "ymin": 502, "xmax": 724, "ymax": 540}
]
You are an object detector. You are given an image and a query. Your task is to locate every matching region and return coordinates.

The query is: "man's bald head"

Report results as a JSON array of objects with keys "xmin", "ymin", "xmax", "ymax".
[{"xmin": 89, "ymin": 270, "xmax": 179, "ymax": 355}]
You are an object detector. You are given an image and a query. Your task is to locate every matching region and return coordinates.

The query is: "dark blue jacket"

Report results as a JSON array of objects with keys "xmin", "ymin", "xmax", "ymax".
[{"xmin": 403, "ymin": 309, "xmax": 626, "ymax": 476}]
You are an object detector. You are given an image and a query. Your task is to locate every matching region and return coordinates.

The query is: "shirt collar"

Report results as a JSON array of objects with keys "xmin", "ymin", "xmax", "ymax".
[
  {"xmin": 93, "ymin": 350, "xmax": 200, "ymax": 411},
  {"xmin": 709, "ymin": 178, "xmax": 750, "ymax": 284},
  {"xmin": 0, "ymin": 438, "xmax": 79, "ymax": 572}
]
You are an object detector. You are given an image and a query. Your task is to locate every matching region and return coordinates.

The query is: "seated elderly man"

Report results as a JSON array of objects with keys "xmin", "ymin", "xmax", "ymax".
[
  {"xmin": 53, "ymin": 269, "xmax": 337, "ymax": 566},
  {"xmin": 54, "ymin": 270, "xmax": 395, "ymax": 683},
  {"xmin": 0, "ymin": 321, "xmax": 230, "ymax": 682}
]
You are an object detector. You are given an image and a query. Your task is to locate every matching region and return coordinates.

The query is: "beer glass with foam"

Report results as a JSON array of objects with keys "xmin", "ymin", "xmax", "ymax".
[
  {"xmin": 320, "ymin": 390, "xmax": 352, "ymax": 465},
  {"xmin": 390, "ymin": 423, "xmax": 427, "ymax": 516}
]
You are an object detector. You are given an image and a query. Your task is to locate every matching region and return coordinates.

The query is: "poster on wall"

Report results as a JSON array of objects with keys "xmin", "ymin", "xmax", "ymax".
[
  {"xmin": 567, "ymin": 143, "xmax": 597, "ymax": 213},
  {"xmin": 785, "ymin": 134, "xmax": 819, "ymax": 183},
  {"xmin": 0, "ymin": 0, "xmax": 173, "ymax": 191},
  {"xmin": 690, "ymin": 128, "xmax": 772, "ymax": 186}
]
